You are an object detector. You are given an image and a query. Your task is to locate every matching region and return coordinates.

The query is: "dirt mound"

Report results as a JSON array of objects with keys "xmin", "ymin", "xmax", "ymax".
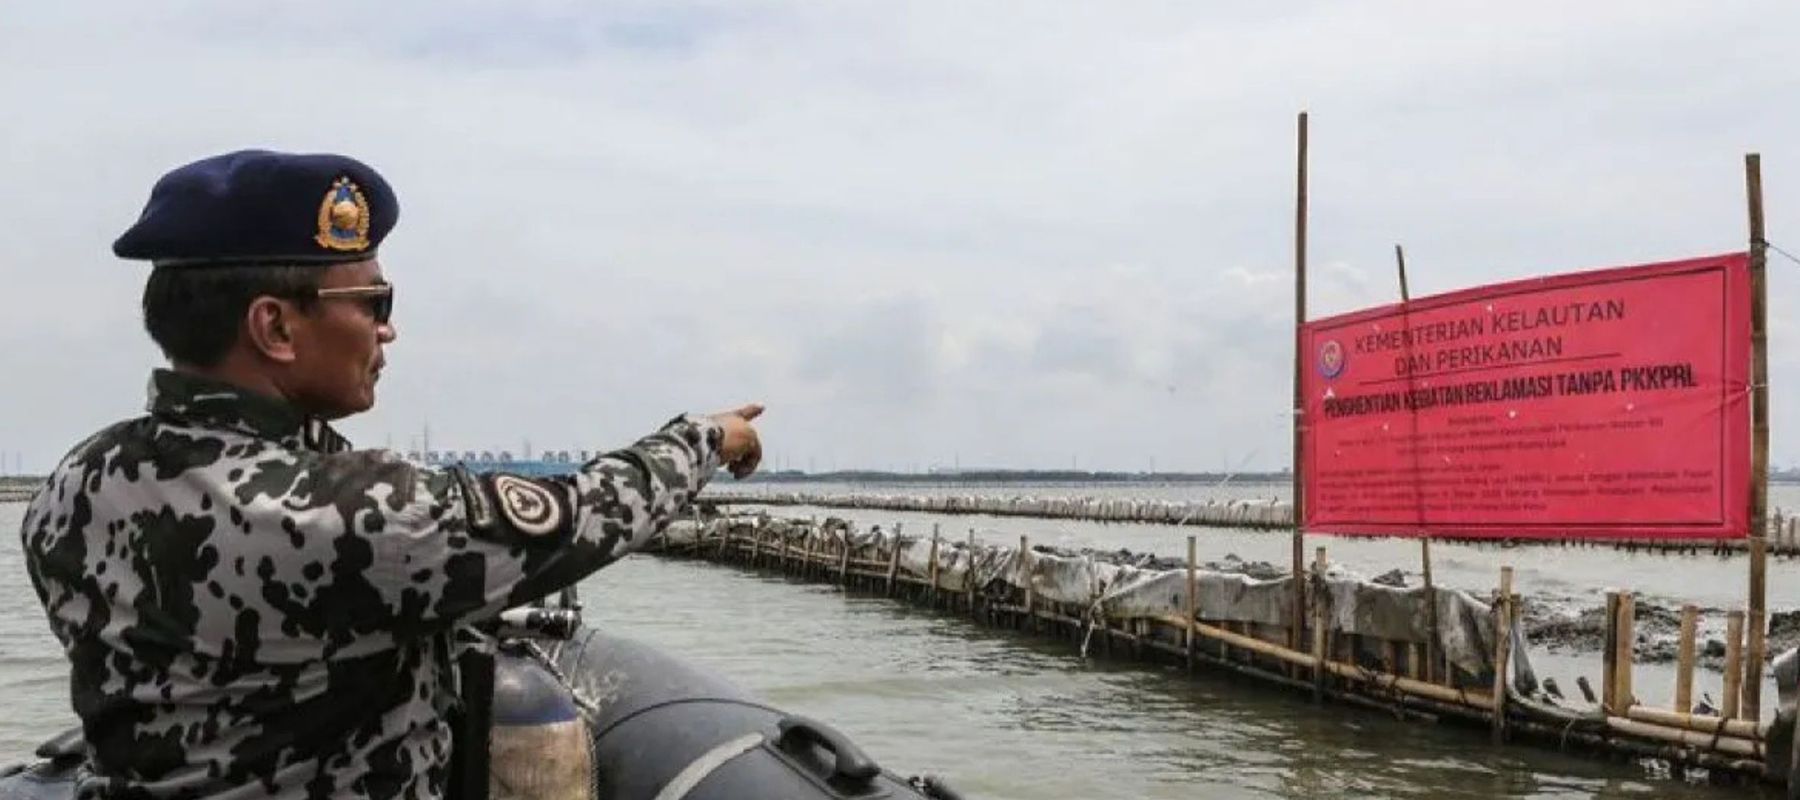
[{"xmin": 1526, "ymin": 598, "xmax": 1692, "ymax": 663}]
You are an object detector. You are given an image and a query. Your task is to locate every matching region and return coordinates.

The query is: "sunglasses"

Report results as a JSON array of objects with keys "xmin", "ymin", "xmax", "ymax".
[{"xmin": 313, "ymin": 284, "xmax": 394, "ymax": 325}]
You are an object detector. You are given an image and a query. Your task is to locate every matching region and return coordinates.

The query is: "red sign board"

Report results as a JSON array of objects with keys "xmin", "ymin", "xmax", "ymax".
[{"xmin": 1301, "ymin": 253, "xmax": 1751, "ymax": 540}]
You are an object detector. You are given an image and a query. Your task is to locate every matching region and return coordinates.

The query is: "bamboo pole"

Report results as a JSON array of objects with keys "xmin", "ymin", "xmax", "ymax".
[
  {"xmin": 1675, "ymin": 604, "xmax": 1698, "ymax": 713},
  {"xmin": 1020, "ymin": 535, "xmax": 1034, "ymax": 632},
  {"xmin": 1312, "ymin": 545, "xmax": 1327, "ymax": 702},
  {"xmin": 1745, "ymin": 152, "xmax": 1770, "ymax": 726},
  {"xmin": 1614, "ymin": 591, "xmax": 1636, "ymax": 712},
  {"xmin": 690, "ymin": 507, "xmax": 704, "ymax": 557},
  {"xmin": 806, "ymin": 518, "xmax": 820, "ymax": 576},
  {"xmin": 1602, "ymin": 591, "xmax": 1620, "ymax": 713},
  {"xmin": 1510, "ymin": 717, "xmax": 1765, "ymax": 777},
  {"xmin": 1101, "ymin": 610, "xmax": 1114, "ymax": 656},
  {"xmin": 966, "ymin": 530, "xmax": 977, "ymax": 616},
  {"xmin": 837, "ymin": 525, "xmax": 852, "ymax": 586},
  {"xmin": 1723, "ymin": 611, "xmax": 1745, "ymax": 719},
  {"xmin": 1186, "ymin": 535, "xmax": 1198, "ymax": 673},
  {"xmin": 1626, "ymin": 705, "xmax": 1767, "ymax": 741},
  {"xmin": 1395, "ymin": 244, "xmax": 1442, "ymax": 688},
  {"xmin": 1148, "ymin": 613, "xmax": 1495, "ymax": 711},
  {"xmin": 885, "ymin": 522, "xmax": 903, "ymax": 596},
  {"xmin": 1746, "ymin": 543, "xmax": 1767, "ymax": 724},
  {"xmin": 927, "ymin": 525, "xmax": 941, "ymax": 605},
  {"xmin": 1604, "ymin": 715, "xmax": 1762, "ymax": 759},
  {"xmin": 1290, "ymin": 110, "xmax": 1309, "ymax": 660},
  {"xmin": 1394, "ymin": 244, "xmax": 1409, "ymax": 301},
  {"xmin": 1422, "ymin": 539, "xmax": 1438, "ymax": 684},
  {"xmin": 1492, "ymin": 566, "xmax": 1513, "ymax": 744}
]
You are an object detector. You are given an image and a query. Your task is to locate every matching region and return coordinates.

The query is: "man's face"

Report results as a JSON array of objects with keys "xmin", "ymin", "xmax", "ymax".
[{"xmin": 285, "ymin": 259, "xmax": 395, "ymax": 419}]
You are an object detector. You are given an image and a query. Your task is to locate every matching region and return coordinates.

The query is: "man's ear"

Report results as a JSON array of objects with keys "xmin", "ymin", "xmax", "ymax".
[{"xmin": 245, "ymin": 295, "xmax": 300, "ymax": 364}]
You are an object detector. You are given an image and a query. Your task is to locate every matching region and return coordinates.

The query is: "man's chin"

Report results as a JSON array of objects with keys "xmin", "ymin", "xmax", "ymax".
[{"xmin": 319, "ymin": 393, "xmax": 376, "ymax": 420}]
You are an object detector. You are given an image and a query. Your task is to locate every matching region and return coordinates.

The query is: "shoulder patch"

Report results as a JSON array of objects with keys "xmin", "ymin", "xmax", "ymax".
[{"xmin": 491, "ymin": 475, "xmax": 566, "ymax": 537}]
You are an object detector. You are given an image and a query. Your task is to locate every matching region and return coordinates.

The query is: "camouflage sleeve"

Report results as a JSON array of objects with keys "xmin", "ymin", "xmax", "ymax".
[{"xmin": 375, "ymin": 414, "xmax": 723, "ymax": 630}]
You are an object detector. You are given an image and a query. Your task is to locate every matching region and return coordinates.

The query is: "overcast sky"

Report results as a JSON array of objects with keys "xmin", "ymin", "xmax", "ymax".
[{"xmin": 2, "ymin": 2, "xmax": 1798, "ymax": 474}]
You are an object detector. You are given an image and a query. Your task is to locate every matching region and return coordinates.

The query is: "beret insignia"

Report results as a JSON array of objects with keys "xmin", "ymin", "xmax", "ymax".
[
  {"xmin": 492, "ymin": 475, "xmax": 565, "ymax": 537},
  {"xmin": 315, "ymin": 177, "xmax": 372, "ymax": 252}
]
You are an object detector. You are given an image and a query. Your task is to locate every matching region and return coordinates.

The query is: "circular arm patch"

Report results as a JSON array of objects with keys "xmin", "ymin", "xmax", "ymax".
[{"xmin": 492, "ymin": 475, "xmax": 565, "ymax": 537}]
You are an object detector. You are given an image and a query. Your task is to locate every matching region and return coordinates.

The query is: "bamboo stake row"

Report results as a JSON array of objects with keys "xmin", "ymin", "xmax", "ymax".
[{"xmin": 651, "ymin": 515, "xmax": 1779, "ymax": 784}]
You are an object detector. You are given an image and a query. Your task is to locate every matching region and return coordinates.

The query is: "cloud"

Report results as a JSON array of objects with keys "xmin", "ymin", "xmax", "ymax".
[
  {"xmin": 796, "ymin": 293, "xmax": 941, "ymax": 402},
  {"xmin": 1, "ymin": 1, "xmax": 1798, "ymax": 473}
]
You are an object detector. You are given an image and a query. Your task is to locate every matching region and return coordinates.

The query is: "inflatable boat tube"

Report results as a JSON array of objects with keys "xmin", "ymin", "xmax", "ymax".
[{"xmin": 0, "ymin": 625, "xmax": 962, "ymax": 800}]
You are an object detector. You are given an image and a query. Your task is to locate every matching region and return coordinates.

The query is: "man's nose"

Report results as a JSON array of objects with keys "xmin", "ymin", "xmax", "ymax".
[{"xmin": 377, "ymin": 322, "xmax": 398, "ymax": 344}]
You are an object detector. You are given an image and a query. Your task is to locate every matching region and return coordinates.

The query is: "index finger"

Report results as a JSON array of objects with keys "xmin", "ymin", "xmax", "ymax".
[{"xmin": 734, "ymin": 403, "xmax": 765, "ymax": 421}]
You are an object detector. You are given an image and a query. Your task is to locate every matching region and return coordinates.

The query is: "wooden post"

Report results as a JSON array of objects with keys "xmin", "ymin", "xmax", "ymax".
[
  {"xmin": 1746, "ymin": 152, "xmax": 1771, "ymax": 725},
  {"xmin": 1602, "ymin": 591, "xmax": 1620, "ymax": 714},
  {"xmin": 718, "ymin": 520, "xmax": 732, "ymax": 559},
  {"xmin": 1186, "ymin": 535, "xmax": 1198, "ymax": 673},
  {"xmin": 927, "ymin": 525, "xmax": 941, "ymax": 606},
  {"xmin": 1674, "ymin": 604, "xmax": 1698, "ymax": 713},
  {"xmin": 779, "ymin": 525, "xmax": 790, "ymax": 570},
  {"xmin": 885, "ymin": 522, "xmax": 903, "ymax": 596},
  {"xmin": 1723, "ymin": 610, "xmax": 1745, "ymax": 719},
  {"xmin": 1311, "ymin": 545, "xmax": 1327, "ymax": 702},
  {"xmin": 1020, "ymin": 535, "xmax": 1034, "ymax": 632},
  {"xmin": 1491, "ymin": 566, "xmax": 1513, "ymax": 744},
  {"xmin": 1289, "ymin": 111, "xmax": 1310, "ymax": 660},
  {"xmin": 1614, "ymin": 591, "xmax": 1636, "ymax": 712}
]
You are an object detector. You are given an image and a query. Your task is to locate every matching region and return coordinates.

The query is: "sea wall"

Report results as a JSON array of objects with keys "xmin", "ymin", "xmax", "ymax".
[{"xmin": 707, "ymin": 490, "xmax": 1800, "ymax": 554}]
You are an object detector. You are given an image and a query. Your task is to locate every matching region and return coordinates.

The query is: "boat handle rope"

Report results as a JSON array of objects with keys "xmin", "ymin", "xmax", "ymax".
[{"xmin": 516, "ymin": 639, "xmax": 604, "ymax": 720}]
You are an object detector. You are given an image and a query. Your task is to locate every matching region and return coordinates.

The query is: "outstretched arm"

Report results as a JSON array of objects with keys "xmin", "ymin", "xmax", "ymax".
[{"xmin": 329, "ymin": 407, "xmax": 761, "ymax": 634}]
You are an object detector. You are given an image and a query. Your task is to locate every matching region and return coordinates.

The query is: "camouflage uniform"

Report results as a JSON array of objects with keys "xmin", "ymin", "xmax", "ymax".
[{"xmin": 20, "ymin": 369, "xmax": 723, "ymax": 799}]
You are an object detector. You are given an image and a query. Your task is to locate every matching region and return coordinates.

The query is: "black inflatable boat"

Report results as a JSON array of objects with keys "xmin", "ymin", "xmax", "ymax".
[{"xmin": 0, "ymin": 605, "xmax": 964, "ymax": 800}]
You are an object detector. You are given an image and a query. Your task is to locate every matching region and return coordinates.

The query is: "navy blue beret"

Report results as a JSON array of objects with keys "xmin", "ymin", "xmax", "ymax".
[{"xmin": 114, "ymin": 150, "xmax": 399, "ymax": 267}]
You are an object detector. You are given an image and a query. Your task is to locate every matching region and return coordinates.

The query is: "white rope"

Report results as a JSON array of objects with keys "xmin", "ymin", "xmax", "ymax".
[{"xmin": 651, "ymin": 733, "xmax": 765, "ymax": 800}]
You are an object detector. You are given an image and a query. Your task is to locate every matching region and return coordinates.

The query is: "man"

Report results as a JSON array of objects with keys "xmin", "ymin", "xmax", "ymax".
[{"xmin": 19, "ymin": 150, "xmax": 763, "ymax": 799}]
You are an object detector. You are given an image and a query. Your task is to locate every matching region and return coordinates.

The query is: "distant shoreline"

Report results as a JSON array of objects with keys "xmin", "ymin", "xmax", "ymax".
[
  {"xmin": 735, "ymin": 470, "xmax": 1292, "ymax": 485},
  {"xmin": 12, "ymin": 469, "xmax": 1800, "ymax": 486}
]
